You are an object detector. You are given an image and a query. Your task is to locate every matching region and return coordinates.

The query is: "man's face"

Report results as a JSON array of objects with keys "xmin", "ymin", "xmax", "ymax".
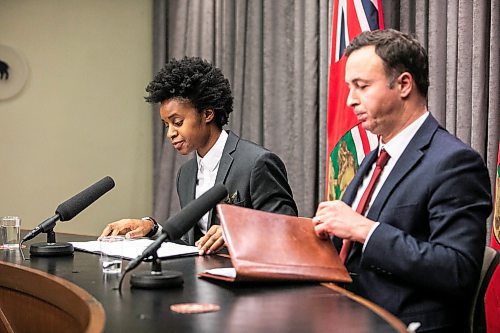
[
  {"xmin": 159, "ymin": 98, "xmax": 212, "ymax": 156},
  {"xmin": 345, "ymin": 45, "xmax": 403, "ymax": 141}
]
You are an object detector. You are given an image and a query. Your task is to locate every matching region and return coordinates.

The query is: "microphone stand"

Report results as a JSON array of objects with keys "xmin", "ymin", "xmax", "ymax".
[
  {"xmin": 118, "ymin": 232, "xmax": 184, "ymax": 290},
  {"xmin": 118, "ymin": 249, "xmax": 184, "ymax": 291},
  {"xmin": 129, "ymin": 251, "xmax": 184, "ymax": 289},
  {"xmin": 117, "ymin": 184, "xmax": 228, "ymax": 290},
  {"xmin": 29, "ymin": 227, "xmax": 74, "ymax": 257}
]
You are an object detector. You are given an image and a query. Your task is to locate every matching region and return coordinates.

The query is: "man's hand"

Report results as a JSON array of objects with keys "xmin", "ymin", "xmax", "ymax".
[
  {"xmin": 195, "ymin": 225, "xmax": 225, "ymax": 255},
  {"xmin": 99, "ymin": 219, "xmax": 154, "ymax": 239},
  {"xmin": 312, "ymin": 200, "xmax": 374, "ymax": 243}
]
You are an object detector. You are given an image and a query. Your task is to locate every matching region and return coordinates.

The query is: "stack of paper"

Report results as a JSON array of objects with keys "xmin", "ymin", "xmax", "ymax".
[{"xmin": 70, "ymin": 238, "xmax": 198, "ymax": 260}]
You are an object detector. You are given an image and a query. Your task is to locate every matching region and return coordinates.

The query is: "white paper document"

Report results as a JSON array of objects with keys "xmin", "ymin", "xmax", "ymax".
[{"xmin": 70, "ymin": 238, "xmax": 199, "ymax": 260}]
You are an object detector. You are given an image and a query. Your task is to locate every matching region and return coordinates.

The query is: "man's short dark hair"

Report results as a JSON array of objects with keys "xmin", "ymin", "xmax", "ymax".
[
  {"xmin": 145, "ymin": 56, "xmax": 233, "ymax": 128},
  {"xmin": 345, "ymin": 29, "xmax": 429, "ymax": 97}
]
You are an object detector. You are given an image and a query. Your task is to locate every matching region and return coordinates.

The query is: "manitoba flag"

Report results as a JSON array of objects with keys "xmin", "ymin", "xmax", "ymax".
[
  {"xmin": 326, "ymin": 0, "xmax": 384, "ymax": 200},
  {"xmin": 491, "ymin": 143, "xmax": 500, "ymax": 251},
  {"xmin": 485, "ymin": 142, "xmax": 500, "ymax": 332}
]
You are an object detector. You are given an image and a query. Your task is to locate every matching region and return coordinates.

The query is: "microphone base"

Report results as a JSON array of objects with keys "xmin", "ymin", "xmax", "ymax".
[
  {"xmin": 30, "ymin": 242, "xmax": 74, "ymax": 257},
  {"xmin": 130, "ymin": 270, "xmax": 184, "ymax": 289}
]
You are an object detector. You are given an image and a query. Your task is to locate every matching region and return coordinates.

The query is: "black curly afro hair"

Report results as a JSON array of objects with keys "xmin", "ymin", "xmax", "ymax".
[{"xmin": 145, "ymin": 56, "xmax": 233, "ymax": 128}]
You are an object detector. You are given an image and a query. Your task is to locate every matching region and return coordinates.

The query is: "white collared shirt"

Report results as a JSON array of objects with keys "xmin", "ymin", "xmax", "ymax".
[
  {"xmin": 195, "ymin": 130, "xmax": 228, "ymax": 234},
  {"xmin": 154, "ymin": 130, "xmax": 228, "ymax": 238},
  {"xmin": 359, "ymin": 112, "xmax": 429, "ymax": 250}
]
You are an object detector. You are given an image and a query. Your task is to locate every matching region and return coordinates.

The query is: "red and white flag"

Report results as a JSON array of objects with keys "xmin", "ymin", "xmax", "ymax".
[
  {"xmin": 326, "ymin": 0, "xmax": 384, "ymax": 200},
  {"xmin": 485, "ymin": 142, "xmax": 500, "ymax": 332}
]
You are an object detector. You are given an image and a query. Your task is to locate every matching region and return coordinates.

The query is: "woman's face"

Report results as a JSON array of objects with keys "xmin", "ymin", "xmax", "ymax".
[{"xmin": 159, "ymin": 98, "xmax": 215, "ymax": 157}]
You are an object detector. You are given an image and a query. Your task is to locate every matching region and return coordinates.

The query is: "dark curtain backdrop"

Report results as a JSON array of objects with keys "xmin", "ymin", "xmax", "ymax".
[{"xmin": 151, "ymin": 0, "xmax": 499, "ymax": 240}]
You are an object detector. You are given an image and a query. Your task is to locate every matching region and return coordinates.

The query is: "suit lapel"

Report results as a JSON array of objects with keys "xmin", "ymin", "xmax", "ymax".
[
  {"xmin": 366, "ymin": 114, "xmax": 439, "ymax": 222},
  {"xmin": 181, "ymin": 158, "xmax": 198, "ymax": 244},
  {"xmin": 215, "ymin": 131, "xmax": 237, "ymax": 184},
  {"xmin": 208, "ymin": 131, "xmax": 238, "ymax": 227},
  {"xmin": 183, "ymin": 158, "xmax": 198, "ymax": 203}
]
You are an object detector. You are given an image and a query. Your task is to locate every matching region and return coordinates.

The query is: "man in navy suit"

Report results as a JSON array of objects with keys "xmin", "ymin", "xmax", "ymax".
[
  {"xmin": 101, "ymin": 57, "xmax": 297, "ymax": 255},
  {"xmin": 313, "ymin": 29, "xmax": 491, "ymax": 332}
]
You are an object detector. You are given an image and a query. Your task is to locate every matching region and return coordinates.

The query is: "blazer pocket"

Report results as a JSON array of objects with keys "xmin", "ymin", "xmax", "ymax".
[
  {"xmin": 231, "ymin": 199, "xmax": 247, "ymax": 207},
  {"xmin": 221, "ymin": 191, "xmax": 244, "ymax": 206}
]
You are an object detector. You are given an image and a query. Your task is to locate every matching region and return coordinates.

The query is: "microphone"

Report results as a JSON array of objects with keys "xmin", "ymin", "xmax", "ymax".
[
  {"xmin": 124, "ymin": 183, "xmax": 228, "ymax": 289},
  {"xmin": 56, "ymin": 176, "xmax": 115, "ymax": 221},
  {"xmin": 23, "ymin": 176, "xmax": 115, "ymax": 256},
  {"xmin": 22, "ymin": 176, "xmax": 115, "ymax": 243},
  {"xmin": 162, "ymin": 182, "xmax": 228, "ymax": 240}
]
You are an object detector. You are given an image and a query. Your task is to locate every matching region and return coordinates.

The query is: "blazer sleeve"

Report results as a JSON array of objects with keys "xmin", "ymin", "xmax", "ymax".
[{"xmin": 249, "ymin": 151, "xmax": 298, "ymax": 217}]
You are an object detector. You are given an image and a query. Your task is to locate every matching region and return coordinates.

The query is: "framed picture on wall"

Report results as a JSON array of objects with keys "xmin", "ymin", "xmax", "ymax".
[{"xmin": 0, "ymin": 44, "xmax": 29, "ymax": 101}]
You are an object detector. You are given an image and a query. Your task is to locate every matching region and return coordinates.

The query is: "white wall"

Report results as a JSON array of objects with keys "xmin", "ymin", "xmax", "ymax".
[{"xmin": 0, "ymin": 0, "xmax": 153, "ymax": 236}]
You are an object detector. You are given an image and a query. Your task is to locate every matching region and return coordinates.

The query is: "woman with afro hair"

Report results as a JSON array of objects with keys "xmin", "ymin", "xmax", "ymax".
[{"xmin": 100, "ymin": 57, "xmax": 297, "ymax": 255}]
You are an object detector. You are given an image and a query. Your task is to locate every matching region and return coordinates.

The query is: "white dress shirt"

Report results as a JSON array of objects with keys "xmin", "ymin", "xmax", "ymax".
[{"xmin": 195, "ymin": 130, "xmax": 228, "ymax": 234}]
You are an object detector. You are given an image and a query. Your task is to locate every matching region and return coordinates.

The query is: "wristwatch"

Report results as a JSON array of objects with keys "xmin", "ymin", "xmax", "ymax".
[{"xmin": 142, "ymin": 216, "xmax": 159, "ymax": 238}]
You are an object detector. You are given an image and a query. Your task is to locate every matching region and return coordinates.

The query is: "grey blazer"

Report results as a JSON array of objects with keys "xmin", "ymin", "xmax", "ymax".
[{"xmin": 177, "ymin": 130, "xmax": 298, "ymax": 245}]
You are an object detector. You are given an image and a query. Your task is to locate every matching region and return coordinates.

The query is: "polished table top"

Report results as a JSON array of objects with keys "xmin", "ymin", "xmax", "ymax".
[{"xmin": 1, "ymin": 233, "xmax": 405, "ymax": 333}]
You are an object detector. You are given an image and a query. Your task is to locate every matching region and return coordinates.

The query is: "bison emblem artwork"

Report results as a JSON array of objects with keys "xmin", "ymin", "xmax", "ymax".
[{"xmin": 0, "ymin": 60, "xmax": 9, "ymax": 80}]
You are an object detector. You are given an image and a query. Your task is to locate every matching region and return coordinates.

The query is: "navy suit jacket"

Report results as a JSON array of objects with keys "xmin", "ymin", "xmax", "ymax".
[
  {"xmin": 177, "ymin": 130, "xmax": 298, "ymax": 245},
  {"xmin": 339, "ymin": 114, "xmax": 491, "ymax": 331}
]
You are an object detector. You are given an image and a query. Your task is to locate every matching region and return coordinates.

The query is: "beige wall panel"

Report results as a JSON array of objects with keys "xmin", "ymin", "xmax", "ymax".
[{"xmin": 0, "ymin": 0, "xmax": 153, "ymax": 236}]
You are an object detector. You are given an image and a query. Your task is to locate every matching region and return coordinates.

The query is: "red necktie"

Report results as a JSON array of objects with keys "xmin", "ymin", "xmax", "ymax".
[{"xmin": 339, "ymin": 149, "xmax": 391, "ymax": 264}]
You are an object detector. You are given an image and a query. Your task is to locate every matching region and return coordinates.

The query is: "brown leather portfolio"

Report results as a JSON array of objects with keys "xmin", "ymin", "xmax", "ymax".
[{"xmin": 198, "ymin": 204, "xmax": 352, "ymax": 283}]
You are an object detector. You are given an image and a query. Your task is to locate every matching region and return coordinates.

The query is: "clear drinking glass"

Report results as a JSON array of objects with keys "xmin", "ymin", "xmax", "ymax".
[
  {"xmin": 99, "ymin": 235, "xmax": 124, "ymax": 274},
  {"xmin": 0, "ymin": 216, "xmax": 21, "ymax": 250}
]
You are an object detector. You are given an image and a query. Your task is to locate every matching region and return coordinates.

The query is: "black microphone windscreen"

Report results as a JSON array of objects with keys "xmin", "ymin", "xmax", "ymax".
[
  {"xmin": 56, "ymin": 176, "xmax": 115, "ymax": 221},
  {"xmin": 162, "ymin": 183, "xmax": 228, "ymax": 240}
]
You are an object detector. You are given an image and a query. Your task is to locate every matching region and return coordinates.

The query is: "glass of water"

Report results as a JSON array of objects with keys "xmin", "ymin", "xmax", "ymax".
[
  {"xmin": 99, "ymin": 235, "xmax": 124, "ymax": 274},
  {"xmin": 0, "ymin": 216, "xmax": 21, "ymax": 250}
]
